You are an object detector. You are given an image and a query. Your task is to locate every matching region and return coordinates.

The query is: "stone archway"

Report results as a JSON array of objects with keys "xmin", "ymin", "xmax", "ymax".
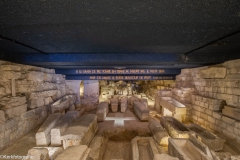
[{"xmin": 80, "ymin": 80, "xmax": 84, "ymax": 98}]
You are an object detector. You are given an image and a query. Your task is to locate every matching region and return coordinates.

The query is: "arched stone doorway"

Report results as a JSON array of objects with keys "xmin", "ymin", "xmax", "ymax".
[{"xmin": 80, "ymin": 80, "xmax": 84, "ymax": 98}]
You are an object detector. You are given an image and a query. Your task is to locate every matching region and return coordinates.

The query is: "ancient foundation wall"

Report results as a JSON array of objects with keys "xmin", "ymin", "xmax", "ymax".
[
  {"xmin": 174, "ymin": 59, "xmax": 240, "ymax": 143},
  {"xmin": 0, "ymin": 60, "xmax": 69, "ymax": 150}
]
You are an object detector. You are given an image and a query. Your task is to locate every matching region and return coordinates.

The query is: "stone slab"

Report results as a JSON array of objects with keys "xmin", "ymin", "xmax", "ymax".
[
  {"xmin": 148, "ymin": 119, "xmax": 169, "ymax": 146},
  {"xmin": 50, "ymin": 111, "xmax": 79, "ymax": 146},
  {"xmin": 96, "ymin": 102, "xmax": 109, "ymax": 122},
  {"xmin": 62, "ymin": 114, "xmax": 98, "ymax": 149},
  {"xmin": 134, "ymin": 101, "xmax": 149, "ymax": 121},
  {"xmin": 55, "ymin": 145, "xmax": 90, "ymax": 160}
]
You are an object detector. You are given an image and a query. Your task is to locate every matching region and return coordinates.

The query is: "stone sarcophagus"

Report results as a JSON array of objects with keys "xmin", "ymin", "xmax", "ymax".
[
  {"xmin": 120, "ymin": 97, "xmax": 128, "ymax": 113},
  {"xmin": 110, "ymin": 99, "xmax": 119, "ymax": 112},
  {"xmin": 96, "ymin": 102, "xmax": 109, "ymax": 122},
  {"xmin": 134, "ymin": 101, "xmax": 150, "ymax": 121},
  {"xmin": 160, "ymin": 116, "xmax": 191, "ymax": 138},
  {"xmin": 62, "ymin": 114, "xmax": 98, "ymax": 149},
  {"xmin": 222, "ymin": 105, "xmax": 240, "ymax": 121},
  {"xmin": 160, "ymin": 97, "xmax": 186, "ymax": 122},
  {"xmin": 50, "ymin": 94, "xmax": 77, "ymax": 113},
  {"xmin": 187, "ymin": 124, "xmax": 225, "ymax": 151},
  {"xmin": 168, "ymin": 138, "xmax": 213, "ymax": 160},
  {"xmin": 131, "ymin": 136, "xmax": 159, "ymax": 160}
]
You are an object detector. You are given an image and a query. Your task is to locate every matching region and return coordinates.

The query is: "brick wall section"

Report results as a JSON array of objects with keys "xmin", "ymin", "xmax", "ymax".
[
  {"xmin": 174, "ymin": 59, "xmax": 240, "ymax": 143},
  {"xmin": 0, "ymin": 60, "xmax": 70, "ymax": 150}
]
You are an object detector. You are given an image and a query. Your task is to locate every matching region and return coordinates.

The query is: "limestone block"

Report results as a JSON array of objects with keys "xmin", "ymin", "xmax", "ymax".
[
  {"xmin": 120, "ymin": 98, "xmax": 128, "ymax": 112},
  {"xmin": 225, "ymin": 74, "xmax": 240, "ymax": 80},
  {"xmin": 96, "ymin": 102, "xmax": 109, "ymax": 122},
  {"xmin": 222, "ymin": 105, "xmax": 240, "ymax": 121},
  {"xmin": 36, "ymin": 113, "xmax": 62, "ymax": 146},
  {"xmin": 52, "ymin": 74, "xmax": 65, "ymax": 84},
  {"xmin": 154, "ymin": 154, "xmax": 179, "ymax": 160},
  {"xmin": 223, "ymin": 59, "xmax": 240, "ymax": 68},
  {"xmin": 199, "ymin": 67, "xmax": 226, "ymax": 79},
  {"xmin": 148, "ymin": 119, "xmax": 169, "ymax": 146},
  {"xmin": 62, "ymin": 114, "xmax": 98, "ymax": 149},
  {"xmin": 4, "ymin": 104, "xmax": 27, "ymax": 119},
  {"xmin": 26, "ymin": 71, "xmax": 45, "ymax": 82},
  {"xmin": 55, "ymin": 145, "xmax": 90, "ymax": 160},
  {"xmin": 0, "ymin": 96, "xmax": 26, "ymax": 108},
  {"xmin": 134, "ymin": 102, "xmax": 149, "ymax": 121},
  {"xmin": 44, "ymin": 73, "xmax": 53, "ymax": 82},
  {"xmin": 0, "ymin": 65, "xmax": 20, "ymax": 71},
  {"xmin": 29, "ymin": 98, "xmax": 45, "ymax": 109},
  {"xmin": 0, "ymin": 87, "xmax": 6, "ymax": 95},
  {"xmin": 1, "ymin": 71, "xmax": 21, "ymax": 79},
  {"xmin": 110, "ymin": 99, "xmax": 118, "ymax": 112},
  {"xmin": 88, "ymin": 134, "xmax": 108, "ymax": 160},
  {"xmin": 30, "ymin": 90, "xmax": 58, "ymax": 99},
  {"xmin": 50, "ymin": 111, "xmax": 79, "ymax": 146},
  {"xmin": 222, "ymin": 116, "xmax": 235, "ymax": 124},
  {"xmin": 0, "ymin": 110, "xmax": 6, "ymax": 122}
]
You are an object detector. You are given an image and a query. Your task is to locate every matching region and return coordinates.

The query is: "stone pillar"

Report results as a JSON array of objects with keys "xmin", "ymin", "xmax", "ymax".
[{"xmin": 11, "ymin": 79, "xmax": 16, "ymax": 97}]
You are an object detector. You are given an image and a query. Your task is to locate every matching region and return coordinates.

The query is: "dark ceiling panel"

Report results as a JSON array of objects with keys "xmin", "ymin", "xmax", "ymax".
[{"xmin": 0, "ymin": 0, "xmax": 240, "ymax": 70}]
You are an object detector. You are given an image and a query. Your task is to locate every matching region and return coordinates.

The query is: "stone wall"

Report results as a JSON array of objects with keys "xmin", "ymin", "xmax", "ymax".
[
  {"xmin": 0, "ymin": 60, "xmax": 69, "ymax": 150},
  {"xmin": 174, "ymin": 59, "xmax": 240, "ymax": 143}
]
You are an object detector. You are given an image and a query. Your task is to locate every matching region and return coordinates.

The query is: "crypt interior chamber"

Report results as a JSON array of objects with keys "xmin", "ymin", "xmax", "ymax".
[{"xmin": 1, "ymin": 0, "xmax": 240, "ymax": 160}]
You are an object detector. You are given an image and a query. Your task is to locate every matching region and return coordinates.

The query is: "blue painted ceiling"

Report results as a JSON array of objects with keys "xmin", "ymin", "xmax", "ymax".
[{"xmin": 0, "ymin": 0, "xmax": 240, "ymax": 72}]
